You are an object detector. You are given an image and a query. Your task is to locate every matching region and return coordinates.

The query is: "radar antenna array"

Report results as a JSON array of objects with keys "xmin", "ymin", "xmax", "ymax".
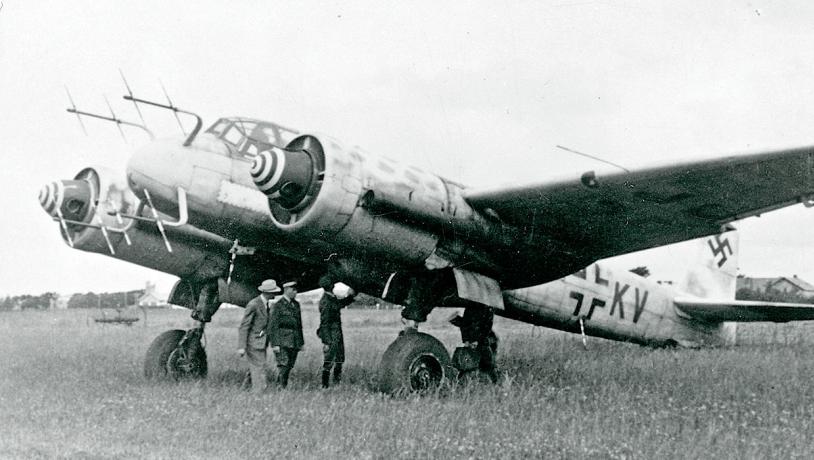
[
  {"xmin": 64, "ymin": 86, "xmax": 154, "ymax": 142},
  {"xmin": 119, "ymin": 72, "xmax": 203, "ymax": 147},
  {"xmin": 61, "ymin": 73, "xmax": 196, "ymax": 255}
]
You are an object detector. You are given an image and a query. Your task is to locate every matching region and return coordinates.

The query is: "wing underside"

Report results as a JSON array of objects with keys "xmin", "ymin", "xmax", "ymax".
[
  {"xmin": 675, "ymin": 298, "xmax": 814, "ymax": 323},
  {"xmin": 464, "ymin": 147, "xmax": 814, "ymax": 286}
]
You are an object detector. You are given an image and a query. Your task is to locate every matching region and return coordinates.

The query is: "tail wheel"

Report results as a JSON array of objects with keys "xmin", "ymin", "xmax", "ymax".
[
  {"xmin": 144, "ymin": 329, "xmax": 207, "ymax": 380},
  {"xmin": 378, "ymin": 331, "xmax": 452, "ymax": 394}
]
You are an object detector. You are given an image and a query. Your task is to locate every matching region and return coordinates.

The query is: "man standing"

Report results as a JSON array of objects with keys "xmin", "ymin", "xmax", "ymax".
[
  {"xmin": 317, "ymin": 275, "xmax": 356, "ymax": 388},
  {"xmin": 269, "ymin": 281, "xmax": 304, "ymax": 388},
  {"xmin": 451, "ymin": 305, "xmax": 500, "ymax": 384},
  {"xmin": 237, "ymin": 279, "xmax": 281, "ymax": 393}
]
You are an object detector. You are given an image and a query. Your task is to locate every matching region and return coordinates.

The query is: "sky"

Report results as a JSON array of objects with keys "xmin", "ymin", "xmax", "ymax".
[{"xmin": 3, "ymin": 0, "xmax": 814, "ymax": 297}]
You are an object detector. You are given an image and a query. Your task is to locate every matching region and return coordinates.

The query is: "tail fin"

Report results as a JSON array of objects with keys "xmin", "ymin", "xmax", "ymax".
[{"xmin": 678, "ymin": 230, "xmax": 739, "ymax": 300}]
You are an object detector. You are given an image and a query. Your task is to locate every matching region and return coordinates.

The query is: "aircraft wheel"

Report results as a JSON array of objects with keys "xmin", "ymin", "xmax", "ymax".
[
  {"xmin": 144, "ymin": 329, "xmax": 207, "ymax": 380},
  {"xmin": 378, "ymin": 331, "xmax": 452, "ymax": 394},
  {"xmin": 145, "ymin": 329, "xmax": 185, "ymax": 380},
  {"xmin": 167, "ymin": 344, "xmax": 207, "ymax": 380}
]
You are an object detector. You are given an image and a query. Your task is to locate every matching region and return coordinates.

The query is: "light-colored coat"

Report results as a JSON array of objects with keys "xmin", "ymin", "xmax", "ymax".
[{"xmin": 238, "ymin": 294, "xmax": 271, "ymax": 350}]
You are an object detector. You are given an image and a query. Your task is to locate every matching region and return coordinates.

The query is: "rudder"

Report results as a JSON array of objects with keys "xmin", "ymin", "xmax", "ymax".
[{"xmin": 678, "ymin": 230, "xmax": 739, "ymax": 300}]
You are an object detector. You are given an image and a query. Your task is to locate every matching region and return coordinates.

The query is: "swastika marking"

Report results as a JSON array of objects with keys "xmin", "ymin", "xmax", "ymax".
[{"xmin": 707, "ymin": 235, "xmax": 733, "ymax": 267}]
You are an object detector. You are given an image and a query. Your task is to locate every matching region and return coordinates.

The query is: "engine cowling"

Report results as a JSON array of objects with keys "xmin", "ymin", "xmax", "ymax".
[
  {"xmin": 39, "ymin": 167, "xmax": 261, "ymax": 306},
  {"xmin": 250, "ymin": 134, "xmax": 501, "ymax": 270}
]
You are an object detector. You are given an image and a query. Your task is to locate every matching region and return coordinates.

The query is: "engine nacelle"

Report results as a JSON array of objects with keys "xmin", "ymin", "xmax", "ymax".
[
  {"xmin": 40, "ymin": 166, "xmax": 238, "ymax": 289},
  {"xmin": 250, "ymin": 134, "xmax": 503, "ymax": 270}
]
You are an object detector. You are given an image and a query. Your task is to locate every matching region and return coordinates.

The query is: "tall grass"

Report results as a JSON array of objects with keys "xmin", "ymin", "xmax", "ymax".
[{"xmin": 1, "ymin": 306, "xmax": 813, "ymax": 459}]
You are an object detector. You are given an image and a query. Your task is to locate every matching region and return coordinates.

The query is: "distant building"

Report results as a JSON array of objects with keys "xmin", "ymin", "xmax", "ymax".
[
  {"xmin": 49, "ymin": 294, "xmax": 70, "ymax": 310},
  {"xmin": 136, "ymin": 282, "xmax": 167, "ymax": 308},
  {"xmin": 737, "ymin": 275, "xmax": 814, "ymax": 298}
]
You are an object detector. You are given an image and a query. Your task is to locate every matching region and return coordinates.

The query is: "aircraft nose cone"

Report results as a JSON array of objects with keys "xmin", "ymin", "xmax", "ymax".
[
  {"xmin": 39, "ymin": 181, "xmax": 62, "ymax": 217},
  {"xmin": 250, "ymin": 150, "xmax": 286, "ymax": 193},
  {"xmin": 250, "ymin": 148, "xmax": 314, "ymax": 209},
  {"xmin": 39, "ymin": 179, "xmax": 94, "ymax": 222}
]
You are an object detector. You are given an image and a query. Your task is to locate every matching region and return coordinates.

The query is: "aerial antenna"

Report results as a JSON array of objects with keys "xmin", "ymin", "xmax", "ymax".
[
  {"xmin": 65, "ymin": 87, "xmax": 88, "ymax": 135},
  {"xmin": 556, "ymin": 145, "xmax": 630, "ymax": 173},
  {"xmin": 111, "ymin": 187, "xmax": 190, "ymax": 254},
  {"xmin": 105, "ymin": 95, "xmax": 127, "ymax": 142},
  {"xmin": 226, "ymin": 240, "xmax": 256, "ymax": 285},
  {"xmin": 64, "ymin": 86, "xmax": 154, "ymax": 141},
  {"xmin": 160, "ymin": 79, "xmax": 186, "ymax": 135},
  {"xmin": 120, "ymin": 70, "xmax": 148, "ymax": 128},
  {"xmin": 120, "ymin": 74, "xmax": 203, "ymax": 147}
]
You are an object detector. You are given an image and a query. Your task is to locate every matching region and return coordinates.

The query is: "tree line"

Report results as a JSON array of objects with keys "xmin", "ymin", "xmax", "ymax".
[{"xmin": 1, "ymin": 290, "xmax": 145, "ymax": 311}]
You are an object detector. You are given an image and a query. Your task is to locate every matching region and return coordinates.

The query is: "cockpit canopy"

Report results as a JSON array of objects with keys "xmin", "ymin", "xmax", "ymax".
[{"xmin": 205, "ymin": 117, "xmax": 300, "ymax": 160}]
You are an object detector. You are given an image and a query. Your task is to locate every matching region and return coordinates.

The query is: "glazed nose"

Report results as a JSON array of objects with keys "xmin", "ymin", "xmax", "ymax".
[{"xmin": 38, "ymin": 179, "xmax": 93, "ymax": 222}]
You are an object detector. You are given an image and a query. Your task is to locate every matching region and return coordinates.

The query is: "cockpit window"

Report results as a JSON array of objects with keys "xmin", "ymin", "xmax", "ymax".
[
  {"xmin": 223, "ymin": 126, "xmax": 244, "ymax": 146},
  {"xmin": 208, "ymin": 120, "xmax": 229, "ymax": 136},
  {"xmin": 205, "ymin": 117, "xmax": 300, "ymax": 160}
]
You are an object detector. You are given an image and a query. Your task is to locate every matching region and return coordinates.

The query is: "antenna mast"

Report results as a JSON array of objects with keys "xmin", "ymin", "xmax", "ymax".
[
  {"xmin": 119, "ymin": 71, "xmax": 203, "ymax": 147},
  {"xmin": 556, "ymin": 145, "xmax": 630, "ymax": 173}
]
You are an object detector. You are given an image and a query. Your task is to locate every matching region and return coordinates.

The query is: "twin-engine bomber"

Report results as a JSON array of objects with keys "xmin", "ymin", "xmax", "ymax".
[{"xmin": 41, "ymin": 100, "xmax": 814, "ymax": 392}]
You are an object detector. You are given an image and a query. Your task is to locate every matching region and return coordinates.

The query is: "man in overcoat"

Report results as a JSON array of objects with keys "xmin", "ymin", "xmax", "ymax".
[
  {"xmin": 269, "ymin": 281, "xmax": 304, "ymax": 388},
  {"xmin": 317, "ymin": 275, "xmax": 356, "ymax": 388},
  {"xmin": 237, "ymin": 279, "xmax": 281, "ymax": 393}
]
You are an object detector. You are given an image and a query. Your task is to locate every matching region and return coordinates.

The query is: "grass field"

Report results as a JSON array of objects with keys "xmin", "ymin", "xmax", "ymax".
[{"xmin": 2, "ymin": 305, "xmax": 814, "ymax": 459}]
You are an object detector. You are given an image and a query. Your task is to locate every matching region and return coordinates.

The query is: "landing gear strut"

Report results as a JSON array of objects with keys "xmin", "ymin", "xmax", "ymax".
[
  {"xmin": 144, "ymin": 326, "xmax": 208, "ymax": 380},
  {"xmin": 378, "ymin": 331, "xmax": 452, "ymax": 394}
]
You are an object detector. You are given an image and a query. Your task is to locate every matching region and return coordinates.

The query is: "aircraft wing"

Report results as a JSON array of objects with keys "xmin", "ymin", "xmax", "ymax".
[
  {"xmin": 674, "ymin": 298, "xmax": 814, "ymax": 322},
  {"xmin": 464, "ymin": 146, "xmax": 814, "ymax": 278}
]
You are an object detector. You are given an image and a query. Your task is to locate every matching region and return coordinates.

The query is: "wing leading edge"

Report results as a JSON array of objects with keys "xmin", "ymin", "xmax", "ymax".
[
  {"xmin": 675, "ymin": 298, "xmax": 814, "ymax": 323},
  {"xmin": 464, "ymin": 146, "xmax": 814, "ymax": 284}
]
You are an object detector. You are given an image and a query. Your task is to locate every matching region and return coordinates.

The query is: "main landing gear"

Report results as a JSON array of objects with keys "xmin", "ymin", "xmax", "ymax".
[
  {"xmin": 378, "ymin": 330, "xmax": 452, "ymax": 394},
  {"xmin": 144, "ymin": 280, "xmax": 218, "ymax": 381},
  {"xmin": 144, "ymin": 325, "xmax": 208, "ymax": 380}
]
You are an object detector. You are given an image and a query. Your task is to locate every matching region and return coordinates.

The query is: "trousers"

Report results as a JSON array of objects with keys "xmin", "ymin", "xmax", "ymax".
[{"xmin": 246, "ymin": 347, "xmax": 268, "ymax": 393}]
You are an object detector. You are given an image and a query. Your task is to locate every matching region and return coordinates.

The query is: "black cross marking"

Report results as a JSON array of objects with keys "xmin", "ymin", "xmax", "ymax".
[{"xmin": 707, "ymin": 235, "xmax": 733, "ymax": 268}]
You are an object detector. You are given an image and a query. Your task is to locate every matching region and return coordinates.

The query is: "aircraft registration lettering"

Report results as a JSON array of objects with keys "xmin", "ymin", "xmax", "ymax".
[
  {"xmin": 569, "ymin": 283, "xmax": 648, "ymax": 323},
  {"xmin": 610, "ymin": 282, "xmax": 629, "ymax": 319},
  {"xmin": 594, "ymin": 265, "xmax": 609, "ymax": 286}
]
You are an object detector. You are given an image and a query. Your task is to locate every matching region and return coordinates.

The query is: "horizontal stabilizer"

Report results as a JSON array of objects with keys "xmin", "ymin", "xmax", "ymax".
[{"xmin": 675, "ymin": 298, "xmax": 814, "ymax": 323}]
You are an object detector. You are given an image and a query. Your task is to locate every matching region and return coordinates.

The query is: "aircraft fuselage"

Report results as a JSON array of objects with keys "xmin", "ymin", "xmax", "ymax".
[
  {"xmin": 502, "ymin": 263, "xmax": 735, "ymax": 348},
  {"xmin": 123, "ymin": 119, "xmax": 735, "ymax": 348}
]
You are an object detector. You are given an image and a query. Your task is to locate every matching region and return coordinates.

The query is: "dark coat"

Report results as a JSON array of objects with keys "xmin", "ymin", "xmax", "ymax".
[
  {"xmin": 460, "ymin": 305, "xmax": 495, "ymax": 344},
  {"xmin": 238, "ymin": 294, "xmax": 271, "ymax": 350},
  {"xmin": 317, "ymin": 292, "xmax": 354, "ymax": 344},
  {"xmin": 269, "ymin": 296, "xmax": 304, "ymax": 349}
]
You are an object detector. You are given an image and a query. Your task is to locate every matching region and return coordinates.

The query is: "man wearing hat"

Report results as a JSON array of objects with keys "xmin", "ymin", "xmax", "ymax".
[
  {"xmin": 317, "ymin": 274, "xmax": 356, "ymax": 388},
  {"xmin": 269, "ymin": 281, "xmax": 304, "ymax": 388},
  {"xmin": 237, "ymin": 279, "xmax": 281, "ymax": 393}
]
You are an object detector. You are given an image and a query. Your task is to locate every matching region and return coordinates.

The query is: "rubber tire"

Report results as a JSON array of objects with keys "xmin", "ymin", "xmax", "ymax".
[
  {"xmin": 378, "ymin": 332, "xmax": 452, "ymax": 394},
  {"xmin": 167, "ymin": 343, "xmax": 208, "ymax": 380},
  {"xmin": 144, "ymin": 329, "xmax": 205, "ymax": 380}
]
